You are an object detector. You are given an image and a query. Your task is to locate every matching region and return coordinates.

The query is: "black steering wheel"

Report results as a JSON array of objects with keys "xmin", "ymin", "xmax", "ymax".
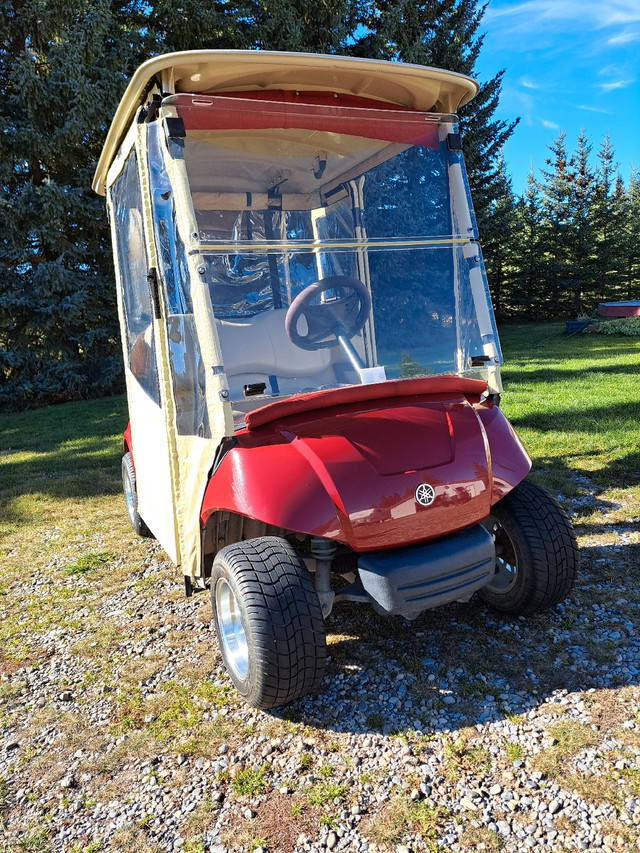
[{"xmin": 284, "ymin": 276, "xmax": 372, "ymax": 351}]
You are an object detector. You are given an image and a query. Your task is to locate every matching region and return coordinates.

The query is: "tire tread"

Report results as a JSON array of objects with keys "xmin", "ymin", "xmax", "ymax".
[
  {"xmin": 211, "ymin": 536, "xmax": 326, "ymax": 708},
  {"xmin": 479, "ymin": 480, "xmax": 578, "ymax": 616}
]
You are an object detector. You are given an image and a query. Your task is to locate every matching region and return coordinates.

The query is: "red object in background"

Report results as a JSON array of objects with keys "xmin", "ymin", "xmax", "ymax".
[
  {"xmin": 200, "ymin": 378, "xmax": 531, "ymax": 552},
  {"xmin": 597, "ymin": 301, "xmax": 640, "ymax": 317}
]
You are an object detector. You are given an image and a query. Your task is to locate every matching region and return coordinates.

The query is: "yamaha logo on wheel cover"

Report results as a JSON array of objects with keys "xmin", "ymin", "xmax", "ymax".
[{"xmin": 415, "ymin": 483, "xmax": 436, "ymax": 506}]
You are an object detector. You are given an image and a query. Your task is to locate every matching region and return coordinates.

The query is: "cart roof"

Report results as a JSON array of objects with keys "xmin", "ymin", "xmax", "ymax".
[{"xmin": 93, "ymin": 50, "xmax": 479, "ymax": 195}]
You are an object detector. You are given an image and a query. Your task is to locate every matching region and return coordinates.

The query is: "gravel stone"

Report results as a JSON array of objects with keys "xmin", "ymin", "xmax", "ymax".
[{"xmin": 2, "ymin": 498, "xmax": 640, "ymax": 853}]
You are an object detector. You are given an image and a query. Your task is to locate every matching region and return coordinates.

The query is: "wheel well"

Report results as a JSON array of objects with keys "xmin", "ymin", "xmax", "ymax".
[
  {"xmin": 201, "ymin": 511, "xmax": 290, "ymax": 579},
  {"xmin": 200, "ymin": 511, "xmax": 357, "ymax": 582}
]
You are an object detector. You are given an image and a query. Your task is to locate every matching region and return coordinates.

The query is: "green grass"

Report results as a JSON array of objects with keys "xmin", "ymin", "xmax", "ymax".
[
  {"xmin": 62, "ymin": 550, "xmax": 116, "ymax": 575},
  {"xmin": 305, "ymin": 780, "xmax": 347, "ymax": 807},
  {"xmin": 0, "ymin": 395, "xmax": 127, "ymax": 538},
  {"xmin": 364, "ymin": 795, "xmax": 450, "ymax": 848},
  {"xmin": 231, "ymin": 766, "xmax": 268, "ymax": 797},
  {"xmin": 0, "ymin": 775, "xmax": 9, "ymax": 817},
  {"xmin": 505, "ymin": 742, "xmax": 524, "ymax": 762},
  {"xmin": 498, "ymin": 323, "xmax": 640, "ymax": 491},
  {"xmin": 1, "ymin": 326, "xmax": 640, "ymax": 848}
]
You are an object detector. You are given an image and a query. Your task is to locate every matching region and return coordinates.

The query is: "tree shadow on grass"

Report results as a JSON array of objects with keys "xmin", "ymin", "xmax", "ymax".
[
  {"xmin": 0, "ymin": 395, "xmax": 127, "ymax": 521},
  {"xmin": 503, "ymin": 360, "xmax": 640, "ymax": 386},
  {"xmin": 508, "ymin": 399, "xmax": 640, "ymax": 436},
  {"xmin": 530, "ymin": 448, "xmax": 640, "ymax": 493}
]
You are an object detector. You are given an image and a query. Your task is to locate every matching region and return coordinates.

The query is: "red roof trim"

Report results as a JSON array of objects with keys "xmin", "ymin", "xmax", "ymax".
[{"xmin": 169, "ymin": 94, "xmax": 441, "ymax": 147}]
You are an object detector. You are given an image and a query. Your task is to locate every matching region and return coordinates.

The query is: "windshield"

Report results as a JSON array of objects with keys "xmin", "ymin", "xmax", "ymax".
[{"xmin": 159, "ymin": 94, "xmax": 501, "ymax": 415}]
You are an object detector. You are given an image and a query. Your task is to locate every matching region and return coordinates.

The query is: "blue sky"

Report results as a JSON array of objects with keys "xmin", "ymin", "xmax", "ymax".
[{"xmin": 474, "ymin": 0, "xmax": 640, "ymax": 195}]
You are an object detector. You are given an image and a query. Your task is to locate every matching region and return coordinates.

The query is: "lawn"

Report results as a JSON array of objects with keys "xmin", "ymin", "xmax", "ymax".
[
  {"xmin": 2, "ymin": 321, "xmax": 640, "ymax": 561},
  {"xmin": 1, "ymin": 323, "xmax": 639, "ymax": 852},
  {"xmin": 498, "ymin": 322, "xmax": 640, "ymax": 529}
]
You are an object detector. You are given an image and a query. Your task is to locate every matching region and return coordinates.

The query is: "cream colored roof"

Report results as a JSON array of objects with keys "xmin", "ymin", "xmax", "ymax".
[{"xmin": 93, "ymin": 50, "xmax": 479, "ymax": 195}]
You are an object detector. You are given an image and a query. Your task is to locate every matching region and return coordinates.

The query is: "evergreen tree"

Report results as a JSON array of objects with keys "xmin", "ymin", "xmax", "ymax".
[
  {"xmin": 351, "ymin": 1, "xmax": 517, "ymax": 280},
  {"xmin": 0, "ymin": 0, "xmax": 143, "ymax": 409},
  {"xmin": 538, "ymin": 132, "xmax": 576, "ymax": 316},
  {"xmin": 622, "ymin": 169, "xmax": 640, "ymax": 300},
  {"xmin": 510, "ymin": 166, "xmax": 546, "ymax": 319},
  {"xmin": 143, "ymin": 0, "xmax": 358, "ymax": 55},
  {"xmin": 567, "ymin": 129, "xmax": 597, "ymax": 313},
  {"xmin": 482, "ymin": 152, "xmax": 517, "ymax": 321},
  {"xmin": 591, "ymin": 135, "xmax": 617, "ymax": 299},
  {"xmin": 247, "ymin": 0, "xmax": 359, "ymax": 53}
]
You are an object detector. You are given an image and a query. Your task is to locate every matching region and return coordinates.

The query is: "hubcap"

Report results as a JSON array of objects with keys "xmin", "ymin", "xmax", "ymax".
[
  {"xmin": 122, "ymin": 462, "xmax": 136, "ymax": 526},
  {"xmin": 485, "ymin": 519, "xmax": 518, "ymax": 594},
  {"xmin": 215, "ymin": 578, "xmax": 249, "ymax": 681}
]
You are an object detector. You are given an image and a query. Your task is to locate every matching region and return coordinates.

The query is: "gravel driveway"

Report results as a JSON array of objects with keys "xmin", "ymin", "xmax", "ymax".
[{"xmin": 1, "ymin": 500, "xmax": 640, "ymax": 853}]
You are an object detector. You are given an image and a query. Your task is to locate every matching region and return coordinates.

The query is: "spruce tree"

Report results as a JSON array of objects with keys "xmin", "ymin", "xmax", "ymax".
[
  {"xmin": 482, "ymin": 153, "xmax": 517, "ymax": 321},
  {"xmin": 246, "ymin": 0, "xmax": 358, "ymax": 54},
  {"xmin": 590, "ymin": 136, "xmax": 634, "ymax": 305},
  {"xmin": 511, "ymin": 167, "xmax": 545, "ymax": 319},
  {"xmin": 622, "ymin": 170, "xmax": 640, "ymax": 300},
  {"xmin": 143, "ymin": 0, "xmax": 358, "ymax": 54},
  {"xmin": 591, "ymin": 136, "xmax": 618, "ymax": 300},
  {"xmin": 567, "ymin": 129, "xmax": 597, "ymax": 313},
  {"xmin": 143, "ymin": 0, "xmax": 253, "ymax": 53},
  {"xmin": 0, "ymin": 0, "xmax": 142, "ymax": 409},
  {"xmin": 538, "ymin": 132, "xmax": 576, "ymax": 316}
]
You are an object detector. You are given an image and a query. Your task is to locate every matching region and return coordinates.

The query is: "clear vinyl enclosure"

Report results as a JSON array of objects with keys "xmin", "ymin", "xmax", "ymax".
[{"xmin": 134, "ymin": 93, "xmax": 502, "ymax": 428}]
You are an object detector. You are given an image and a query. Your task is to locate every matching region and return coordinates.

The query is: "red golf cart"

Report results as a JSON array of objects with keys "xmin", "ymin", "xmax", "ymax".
[{"xmin": 94, "ymin": 51, "xmax": 578, "ymax": 708}]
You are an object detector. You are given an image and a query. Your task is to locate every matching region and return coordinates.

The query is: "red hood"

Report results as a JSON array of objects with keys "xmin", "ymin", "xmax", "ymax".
[
  {"xmin": 200, "ymin": 384, "xmax": 531, "ymax": 552},
  {"xmin": 277, "ymin": 400, "xmax": 491, "ymax": 549}
]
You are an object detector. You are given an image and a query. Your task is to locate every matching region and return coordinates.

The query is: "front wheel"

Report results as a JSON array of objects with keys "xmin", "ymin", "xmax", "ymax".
[
  {"xmin": 122, "ymin": 452, "xmax": 152, "ymax": 538},
  {"xmin": 479, "ymin": 480, "xmax": 578, "ymax": 616},
  {"xmin": 210, "ymin": 536, "xmax": 327, "ymax": 708}
]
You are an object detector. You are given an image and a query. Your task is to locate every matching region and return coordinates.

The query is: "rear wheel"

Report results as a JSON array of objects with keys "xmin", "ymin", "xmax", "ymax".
[
  {"xmin": 122, "ymin": 452, "xmax": 152, "ymax": 538},
  {"xmin": 210, "ymin": 536, "xmax": 327, "ymax": 708},
  {"xmin": 479, "ymin": 480, "xmax": 578, "ymax": 615}
]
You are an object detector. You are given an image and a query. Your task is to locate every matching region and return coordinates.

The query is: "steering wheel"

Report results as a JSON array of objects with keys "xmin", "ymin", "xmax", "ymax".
[{"xmin": 285, "ymin": 276, "xmax": 371, "ymax": 351}]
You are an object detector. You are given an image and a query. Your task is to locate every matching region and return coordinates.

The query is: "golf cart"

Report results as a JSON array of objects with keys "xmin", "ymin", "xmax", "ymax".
[{"xmin": 94, "ymin": 51, "xmax": 578, "ymax": 709}]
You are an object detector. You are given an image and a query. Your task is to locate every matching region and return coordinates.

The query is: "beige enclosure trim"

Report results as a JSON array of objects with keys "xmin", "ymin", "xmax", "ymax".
[
  {"xmin": 197, "ymin": 237, "xmax": 471, "ymax": 253},
  {"xmin": 105, "ymin": 117, "xmax": 234, "ymax": 578},
  {"xmin": 105, "ymin": 123, "xmax": 181, "ymax": 564},
  {"xmin": 160, "ymin": 123, "xmax": 235, "ymax": 579},
  {"xmin": 93, "ymin": 50, "xmax": 479, "ymax": 195},
  {"xmin": 134, "ymin": 122, "xmax": 184, "ymax": 566}
]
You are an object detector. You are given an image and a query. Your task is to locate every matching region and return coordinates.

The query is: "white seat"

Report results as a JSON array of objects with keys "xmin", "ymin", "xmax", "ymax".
[{"xmin": 216, "ymin": 309, "xmax": 332, "ymax": 399}]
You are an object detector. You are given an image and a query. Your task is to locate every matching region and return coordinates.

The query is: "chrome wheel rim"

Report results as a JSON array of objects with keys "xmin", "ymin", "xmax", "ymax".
[
  {"xmin": 485, "ymin": 519, "xmax": 518, "ymax": 594},
  {"xmin": 122, "ymin": 462, "xmax": 136, "ymax": 526},
  {"xmin": 215, "ymin": 578, "xmax": 249, "ymax": 681}
]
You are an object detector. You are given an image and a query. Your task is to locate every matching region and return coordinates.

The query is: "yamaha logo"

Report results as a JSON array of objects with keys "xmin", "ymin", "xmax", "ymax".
[{"xmin": 415, "ymin": 483, "xmax": 436, "ymax": 506}]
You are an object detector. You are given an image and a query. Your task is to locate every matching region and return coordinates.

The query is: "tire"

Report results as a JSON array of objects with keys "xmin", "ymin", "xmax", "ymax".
[
  {"xmin": 210, "ymin": 536, "xmax": 327, "ymax": 709},
  {"xmin": 478, "ymin": 480, "xmax": 578, "ymax": 616},
  {"xmin": 122, "ymin": 452, "xmax": 152, "ymax": 538}
]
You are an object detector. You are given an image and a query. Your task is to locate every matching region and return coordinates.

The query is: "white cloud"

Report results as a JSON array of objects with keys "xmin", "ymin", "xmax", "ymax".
[
  {"xmin": 485, "ymin": 0, "xmax": 640, "ymax": 35},
  {"xmin": 542, "ymin": 119, "xmax": 560, "ymax": 129},
  {"xmin": 597, "ymin": 63, "xmax": 635, "ymax": 91},
  {"xmin": 598, "ymin": 64, "xmax": 625, "ymax": 77},
  {"xmin": 520, "ymin": 76, "xmax": 539, "ymax": 89},
  {"xmin": 608, "ymin": 29, "xmax": 640, "ymax": 44},
  {"xmin": 607, "ymin": 29, "xmax": 640, "ymax": 45},
  {"xmin": 600, "ymin": 79, "xmax": 634, "ymax": 91},
  {"xmin": 578, "ymin": 104, "xmax": 612, "ymax": 113}
]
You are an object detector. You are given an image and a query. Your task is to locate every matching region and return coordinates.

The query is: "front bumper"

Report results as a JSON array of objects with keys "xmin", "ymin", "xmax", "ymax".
[{"xmin": 357, "ymin": 524, "xmax": 495, "ymax": 619}]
